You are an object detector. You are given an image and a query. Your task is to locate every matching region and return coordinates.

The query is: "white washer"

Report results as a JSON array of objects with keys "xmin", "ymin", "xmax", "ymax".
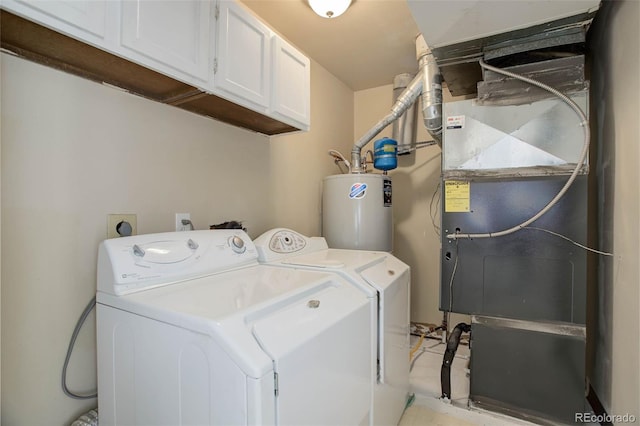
[
  {"xmin": 96, "ymin": 230, "xmax": 376, "ymax": 426},
  {"xmin": 254, "ymin": 228, "xmax": 411, "ymax": 426}
]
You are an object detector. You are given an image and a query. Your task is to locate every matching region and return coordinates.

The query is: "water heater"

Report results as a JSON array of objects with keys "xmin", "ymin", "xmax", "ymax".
[{"xmin": 322, "ymin": 174, "xmax": 392, "ymax": 252}]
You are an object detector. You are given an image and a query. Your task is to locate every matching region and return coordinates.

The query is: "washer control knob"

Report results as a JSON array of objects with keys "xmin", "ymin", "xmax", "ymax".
[{"xmin": 230, "ymin": 235, "xmax": 246, "ymax": 254}]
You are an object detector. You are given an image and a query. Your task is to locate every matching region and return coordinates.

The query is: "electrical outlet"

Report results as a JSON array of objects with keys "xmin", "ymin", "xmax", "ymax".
[
  {"xmin": 176, "ymin": 213, "xmax": 191, "ymax": 232},
  {"xmin": 107, "ymin": 214, "xmax": 137, "ymax": 238}
]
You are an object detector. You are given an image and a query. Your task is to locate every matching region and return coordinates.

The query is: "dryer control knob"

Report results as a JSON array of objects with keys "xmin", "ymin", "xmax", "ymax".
[{"xmin": 229, "ymin": 235, "xmax": 246, "ymax": 254}]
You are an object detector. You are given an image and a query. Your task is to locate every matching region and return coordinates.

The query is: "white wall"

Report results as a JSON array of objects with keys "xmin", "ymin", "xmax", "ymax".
[
  {"xmin": 588, "ymin": 0, "xmax": 640, "ymax": 419},
  {"xmin": 0, "ymin": 51, "xmax": 353, "ymax": 425},
  {"xmin": 0, "ymin": 52, "xmax": 269, "ymax": 424},
  {"xmin": 0, "ymin": 49, "xmax": 3, "ymax": 419},
  {"xmin": 268, "ymin": 59, "xmax": 354, "ymax": 237}
]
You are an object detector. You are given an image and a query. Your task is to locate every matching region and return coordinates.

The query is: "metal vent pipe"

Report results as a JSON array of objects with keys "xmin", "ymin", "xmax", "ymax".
[
  {"xmin": 350, "ymin": 34, "xmax": 442, "ymax": 173},
  {"xmin": 392, "ymin": 73, "xmax": 418, "ymax": 154},
  {"xmin": 416, "ymin": 34, "xmax": 443, "ymax": 146}
]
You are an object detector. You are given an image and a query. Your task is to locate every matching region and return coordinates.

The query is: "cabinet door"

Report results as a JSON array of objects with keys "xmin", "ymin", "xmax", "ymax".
[
  {"xmin": 271, "ymin": 37, "xmax": 310, "ymax": 130},
  {"xmin": 120, "ymin": 0, "xmax": 211, "ymax": 84},
  {"xmin": 215, "ymin": 1, "xmax": 271, "ymax": 109},
  {"xmin": 2, "ymin": 0, "xmax": 109, "ymax": 44}
]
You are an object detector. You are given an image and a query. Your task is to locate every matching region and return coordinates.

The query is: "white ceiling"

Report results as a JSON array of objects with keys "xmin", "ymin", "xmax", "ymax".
[{"xmin": 240, "ymin": 0, "xmax": 421, "ymax": 91}]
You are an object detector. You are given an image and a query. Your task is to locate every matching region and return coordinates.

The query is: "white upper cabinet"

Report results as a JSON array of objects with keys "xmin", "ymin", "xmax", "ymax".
[
  {"xmin": 2, "ymin": 0, "xmax": 310, "ymax": 132},
  {"xmin": 119, "ymin": 0, "xmax": 212, "ymax": 85},
  {"xmin": 271, "ymin": 37, "xmax": 310, "ymax": 131},
  {"xmin": 2, "ymin": 0, "xmax": 111, "ymax": 45},
  {"xmin": 214, "ymin": 0, "xmax": 271, "ymax": 110},
  {"xmin": 214, "ymin": 1, "xmax": 310, "ymax": 129}
]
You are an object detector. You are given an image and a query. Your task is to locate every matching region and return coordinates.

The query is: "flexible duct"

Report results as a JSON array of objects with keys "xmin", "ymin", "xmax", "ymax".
[{"xmin": 350, "ymin": 34, "xmax": 442, "ymax": 173}]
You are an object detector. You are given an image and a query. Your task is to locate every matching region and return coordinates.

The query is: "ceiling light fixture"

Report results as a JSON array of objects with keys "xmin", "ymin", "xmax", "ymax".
[{"xmin": 309, "ymin": 0, "xmax": 352, "ymax": 18}]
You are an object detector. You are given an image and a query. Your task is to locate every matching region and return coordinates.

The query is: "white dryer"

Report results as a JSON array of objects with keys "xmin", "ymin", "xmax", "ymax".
[
  {"xmin": 96, "ymin": 230, "xmax": 376, "ymax": 426},
  {"xmin": 254, "ymin": 228, "xmax": 411, "ymax": 426}
]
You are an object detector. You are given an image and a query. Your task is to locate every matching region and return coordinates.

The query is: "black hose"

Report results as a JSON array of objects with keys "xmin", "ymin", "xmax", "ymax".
[{"xmin": 440, "ymin": 322, "xmax": 471, "ymax": 400}]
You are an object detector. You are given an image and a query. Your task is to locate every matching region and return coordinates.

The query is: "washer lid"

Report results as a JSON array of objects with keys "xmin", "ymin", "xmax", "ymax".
[
  {"xmin": 97, "ymin": 265, "xmax": 356, "ymax": 378},
  {"xmin": 251, "ymin": 281, "xmax": 369, "ymax": 357},
  {"xmin": 250, "ymin": 282, "xmax": 372, "ymax": 425},
  {"xmin": 99, "ymin": 266, "xmax": 336, "ymax": 322}
]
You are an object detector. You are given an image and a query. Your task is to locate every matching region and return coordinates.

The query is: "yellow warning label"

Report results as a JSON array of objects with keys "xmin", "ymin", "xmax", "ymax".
[{"xmin": 444, "ymin": 181, "xmax": 470, "ymax": 212}]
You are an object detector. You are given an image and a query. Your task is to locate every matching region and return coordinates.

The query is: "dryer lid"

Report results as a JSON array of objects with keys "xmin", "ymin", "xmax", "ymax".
[{"xmin": 282, "ymin": 249, "xmax": 385, "ymax": 272}]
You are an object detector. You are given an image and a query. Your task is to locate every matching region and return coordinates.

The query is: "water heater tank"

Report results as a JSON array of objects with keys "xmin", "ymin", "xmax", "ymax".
[{"xmin": 322, "ymin": 174, "xmax": 392, "ymax": 252}]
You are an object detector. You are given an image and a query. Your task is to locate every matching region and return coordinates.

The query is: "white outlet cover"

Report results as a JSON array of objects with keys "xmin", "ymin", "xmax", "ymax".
[{"xmin": 175, "ymin": 213, "xmax": 191, "ymax": 231}]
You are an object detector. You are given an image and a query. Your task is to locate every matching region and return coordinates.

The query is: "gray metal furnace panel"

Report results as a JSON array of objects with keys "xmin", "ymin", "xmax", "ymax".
[
  {"xmin": 470, "ymin": 318, "xmax": 587, "ymax": 425},
  {"xmin": 442, "ymin": 90, "xmax": 588, "ymax": 173},
  {"xmin": 440, "ymin": 175, "xmax": 587, "ymax": 324}
]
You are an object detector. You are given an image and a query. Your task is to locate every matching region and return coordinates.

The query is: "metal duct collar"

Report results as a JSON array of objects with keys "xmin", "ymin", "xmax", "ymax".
[{"xmin": 407, "ymin": 0, "xmax": 599, "ymax": 97}]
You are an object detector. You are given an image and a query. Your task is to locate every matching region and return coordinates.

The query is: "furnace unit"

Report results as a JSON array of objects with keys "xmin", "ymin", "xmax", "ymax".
[{"xmin": 440, "ymin": 56, "xmax": 590, "ymax": 424}]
